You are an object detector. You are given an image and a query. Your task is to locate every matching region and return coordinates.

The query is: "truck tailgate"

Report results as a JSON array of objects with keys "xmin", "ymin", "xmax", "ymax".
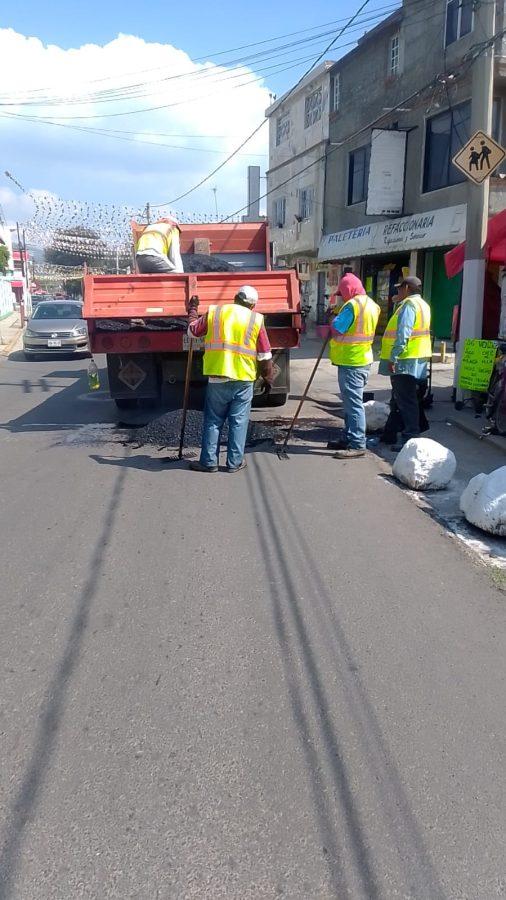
[{"xmin": 83, "ymin": 271, "xmax": 300, "ymax": 319}]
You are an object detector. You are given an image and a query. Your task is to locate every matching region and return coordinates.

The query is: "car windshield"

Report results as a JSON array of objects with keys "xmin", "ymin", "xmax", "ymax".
[{"xmin": 32, "ymin": 303, "xmax": 82, "ymax": 320}]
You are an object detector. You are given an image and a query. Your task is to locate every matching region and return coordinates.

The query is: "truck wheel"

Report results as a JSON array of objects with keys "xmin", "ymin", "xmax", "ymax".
[
  {"xmin": 115, "ymin": 398, "xmax": 138, "ymax": 410},
  {"xmin": 138, "ymin": 397, "xmax": 160, "ymax": 409},
  {"xmin": 266, "ymin": 392, "xmax": 288, "ymax": 408}
]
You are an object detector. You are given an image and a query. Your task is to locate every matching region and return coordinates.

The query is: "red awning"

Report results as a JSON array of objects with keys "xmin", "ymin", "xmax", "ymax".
[{"xmin": 445, "ymin": 208, "xmax": 506, "ymax": 278}]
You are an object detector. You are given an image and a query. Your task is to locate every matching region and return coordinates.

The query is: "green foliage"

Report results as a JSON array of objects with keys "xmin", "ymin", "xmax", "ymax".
[{"xmin": 0, "ymin": 244, "xmax": 10, "ymax": 275}]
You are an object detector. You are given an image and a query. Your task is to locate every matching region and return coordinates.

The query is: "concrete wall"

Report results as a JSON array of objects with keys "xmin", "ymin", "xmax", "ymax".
[
  {"xmin": 266, "ymin": 64, "xmax": 332, "ymax": 258},
  {"xmin": 324, "ymin": 0, "xmax": 506, "ymax": 236}
]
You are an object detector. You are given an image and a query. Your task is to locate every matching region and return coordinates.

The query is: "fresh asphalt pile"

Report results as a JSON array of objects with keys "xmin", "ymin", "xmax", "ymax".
[{"xmin": 129, "ymin": 408, "xmax": 284, "ymax": 450}]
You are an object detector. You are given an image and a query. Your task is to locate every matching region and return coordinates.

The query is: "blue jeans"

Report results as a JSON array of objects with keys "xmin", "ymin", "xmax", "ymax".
[
  {"xmin": 337, "ymin": 365, "xmax": 371, "ymax": 450},
  {"xmin": 200, "ymin": 380, "xmax": 254, "ymax": 469}
]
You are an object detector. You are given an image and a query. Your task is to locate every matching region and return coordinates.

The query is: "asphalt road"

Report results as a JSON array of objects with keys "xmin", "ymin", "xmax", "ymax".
[{"xmin": 0, "ymin": 352, "xmax": 505, "ymax": 900}]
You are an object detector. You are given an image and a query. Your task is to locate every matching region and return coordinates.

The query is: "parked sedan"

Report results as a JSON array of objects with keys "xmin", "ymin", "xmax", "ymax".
[{"xmin": 23, "ymin": 301, "xmax": 89, "ymax": 358}]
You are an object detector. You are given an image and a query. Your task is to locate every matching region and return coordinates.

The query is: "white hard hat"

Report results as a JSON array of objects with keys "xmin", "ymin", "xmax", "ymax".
[{"xmin": 236, "ymin": 284, "xmax": 258, "ymax": 305}]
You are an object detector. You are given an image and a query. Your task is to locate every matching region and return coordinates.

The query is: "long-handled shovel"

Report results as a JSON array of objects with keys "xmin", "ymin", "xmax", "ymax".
[
  {"xmin": 161, "ymin": 337, "xmax": 197, "ymax": 463},
  {"xmin": 177, "ymin": 339, "xmax": 195, "ymax": 460},
  {"xmin": 277, "ymin": 332, "xmax": 330, "ymax": 460}
]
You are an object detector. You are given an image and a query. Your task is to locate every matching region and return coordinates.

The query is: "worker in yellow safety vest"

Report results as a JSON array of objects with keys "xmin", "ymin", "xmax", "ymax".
[
  {"xmin": 379, "ymin": 275, "xmax": 432, "ymax": 452},
  {"xmin": 186, "ymin": 286, "xmax": 274, "ymax": 473},
  {"xmin": 328, "ymin": 273, "xmax": 380, "ymax": 459},
  {"xmin": 135, "ymin": 217, "xmax": 184, "ymax": 274}
]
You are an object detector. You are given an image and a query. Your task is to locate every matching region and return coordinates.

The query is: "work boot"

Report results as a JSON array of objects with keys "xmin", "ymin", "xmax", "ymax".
[
  {"xmin": 189, "ymin": 461, "xmax": 218, "ymax": 473},
  {"xmin": 333, "ymin": 449, "xmax": 366, "ymax": 459},
  {"xmin": 227, "ymin": 460, "xmax": 248, "ymax": 473}
]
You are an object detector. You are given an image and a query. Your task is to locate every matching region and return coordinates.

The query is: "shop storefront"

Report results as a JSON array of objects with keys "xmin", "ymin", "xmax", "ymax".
[{"xmin": 318, "ymin": 205, "xmax": 467, "ymax": 336}]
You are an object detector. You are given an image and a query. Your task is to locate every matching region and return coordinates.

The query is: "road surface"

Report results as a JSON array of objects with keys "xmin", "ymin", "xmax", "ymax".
[{"xmin": 0, "ymin": 352, "xmax": 505, "ymax": 899}]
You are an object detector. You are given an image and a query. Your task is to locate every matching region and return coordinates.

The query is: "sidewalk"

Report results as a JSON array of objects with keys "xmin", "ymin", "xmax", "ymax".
[
  {"xmin": 278, "ymin": 334, "xmax": 506, "ymax": 568},
  {"xmin": 0, "ymin": 309, "xmax": 24, "ymax": 356}
]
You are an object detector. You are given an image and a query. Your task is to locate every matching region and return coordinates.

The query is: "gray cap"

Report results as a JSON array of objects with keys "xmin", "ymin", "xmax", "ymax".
[{"xmin": 395, "ymin": 275, "xmax": 422, "ymax": 290}]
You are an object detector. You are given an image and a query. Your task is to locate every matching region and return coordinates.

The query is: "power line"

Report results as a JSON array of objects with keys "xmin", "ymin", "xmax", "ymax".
[
  {"xmin": 0, "ymin": 12, "xmax": 399, "ymax": 108},
  {"xmin": 220, "ymin": 31, "xmax": 502, "ymax": 223},
  {"xmin": 0, "ymin": 4, "xmax": 401, "ymax": 102},
  {"xmin": 152, "ymin": 0, "xmax": 374, "ymax": 209},
  {"xmin": 0, "ymin": 13, "xmax": 398, "ymax": 117}
]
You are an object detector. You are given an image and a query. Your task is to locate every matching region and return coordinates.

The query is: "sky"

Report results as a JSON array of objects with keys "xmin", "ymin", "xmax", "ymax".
[{"xmin": 0, "ymin": 0, "xmax": 394, "ymax": 233}]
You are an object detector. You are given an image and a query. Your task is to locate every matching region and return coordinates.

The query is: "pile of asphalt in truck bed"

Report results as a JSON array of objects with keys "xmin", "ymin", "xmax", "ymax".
[{"xmin": 129, "ymin": 408, "xmax": 283, "ymax": 450}]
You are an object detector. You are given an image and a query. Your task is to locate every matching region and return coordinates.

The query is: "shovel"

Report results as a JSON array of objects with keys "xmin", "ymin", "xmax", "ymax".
[
  {"xmin": 161, "ymin": 337, "xmax": 197, "ymax": 463},
  {"xmin": 277, "ymin": 332, "xmax": 330, "ymax": 460}
]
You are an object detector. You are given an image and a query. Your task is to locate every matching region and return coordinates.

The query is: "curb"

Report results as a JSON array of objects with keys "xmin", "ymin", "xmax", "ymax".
[
  {"xmin": 448, "ymin": 416, "xmax": 506, "ymax": 454},
  {"xmin": 0, "ymin": 329, "xmax": 24, "ymax": 357}
]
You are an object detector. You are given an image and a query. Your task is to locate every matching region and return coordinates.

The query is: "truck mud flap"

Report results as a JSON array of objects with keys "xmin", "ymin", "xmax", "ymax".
[{"xmin": 106, "ymin": 353, "xmax": 160, "ymax": 400}]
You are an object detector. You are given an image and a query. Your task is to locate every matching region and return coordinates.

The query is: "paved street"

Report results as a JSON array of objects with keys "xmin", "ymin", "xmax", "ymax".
[{"xmin": 1, "ymin": 351, "xmax": 505, "ymax": 900}]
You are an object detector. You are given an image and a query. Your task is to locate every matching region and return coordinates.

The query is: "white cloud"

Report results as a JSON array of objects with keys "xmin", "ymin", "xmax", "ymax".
[{"xmin": 0, "ymin": 28, "xmax": 270, "ymax": 222}]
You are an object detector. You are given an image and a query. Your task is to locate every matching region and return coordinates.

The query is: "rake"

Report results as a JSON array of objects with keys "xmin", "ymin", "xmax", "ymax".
[{"xmin": 277, "ymin": 332, "xmax": 330, "ymax": 460}]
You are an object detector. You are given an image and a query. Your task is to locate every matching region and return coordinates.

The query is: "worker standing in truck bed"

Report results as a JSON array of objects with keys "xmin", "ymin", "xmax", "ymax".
[
  {"xmin": 186, "ymin": 286, "xmax": 274, "ymax": 473},
  {"xmin": 135, "ymin": 217, "xmax": 184, "ymax": 274}
]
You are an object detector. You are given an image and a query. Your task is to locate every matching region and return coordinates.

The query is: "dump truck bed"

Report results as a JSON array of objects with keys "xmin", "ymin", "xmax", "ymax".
[{"xmin": 83, "ymin": 270, "xmax": 299, "ymax": 320}]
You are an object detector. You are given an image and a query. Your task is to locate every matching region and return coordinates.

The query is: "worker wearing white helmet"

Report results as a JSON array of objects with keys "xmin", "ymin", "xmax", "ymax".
[{"xmin": 186, "ymin": 285, "xmax": 274, "ymax": 473}]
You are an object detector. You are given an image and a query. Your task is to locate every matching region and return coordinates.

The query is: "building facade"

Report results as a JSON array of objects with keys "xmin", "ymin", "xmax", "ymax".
[
  {"xmin": 265, "ymin": 62, "xmax": 334, "ymax": 322},
  {"xmin": 319, "ymin": 0, "xmax": 506, "ymax": 338}
]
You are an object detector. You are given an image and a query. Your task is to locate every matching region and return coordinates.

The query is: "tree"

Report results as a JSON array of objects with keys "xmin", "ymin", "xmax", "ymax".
[
  {"xmin": 44, "ymin": 226, "xmax": 131, "ymax": 274},
  {"xmin": 44, "ymin": 226, "xmax": 107, "ymax": 268},
  {"xmin": 63, "ymin": 278, "xmax": 83, "ymax": 298},
  {"xmin": 0, "ymin": 244, "xmax": 10, "ymax": 275}
]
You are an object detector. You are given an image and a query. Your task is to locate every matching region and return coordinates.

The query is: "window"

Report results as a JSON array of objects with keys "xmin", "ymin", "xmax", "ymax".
[
  {"xmin": 299, "ymin": 186, "xmax": 314, "ymax": 220},
  {"xmin": 389, "ymin": 33, "xmax": 400, "ymax": 76},
  {"xmin": 445, "ymin": 0, "xmax": 473, "ymax": 47},
  {"xmin": 304, "ymin": 88, "xmax": 322, "ymax": 128},
  {"xmin": 331, "ymin": 73, "xmax": 341, "ymax": 113},
  {"xmin": 423, "ymin": 101, "xmax": 471, "ymax": 192},
  {"xmin": 276, "ymin": 113, "xmax": 290, "ymax": 147},
  {"xmin": 348, "ymin": 145, "xmax": 371, "ymax": 205},
  {"xmin": 273, "ymin": 197, "xmax": 286, "ymax": 227}
]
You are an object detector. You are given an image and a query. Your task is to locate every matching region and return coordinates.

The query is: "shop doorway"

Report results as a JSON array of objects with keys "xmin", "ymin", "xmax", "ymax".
[{"xmin": 425, "ymin": 250, "xmax": 462, "ymax": 339}]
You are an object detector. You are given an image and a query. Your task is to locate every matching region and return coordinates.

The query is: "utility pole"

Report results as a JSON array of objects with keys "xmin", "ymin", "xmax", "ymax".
[
  {"xmin": 456, "ymin": 0, "xmax": 496, "ymax": 397},
  {"xmin": 15, "ymin": 222, "xmax": 27, "ymax": 326},
  {"xmin": 211, "ymin": 187, "xmax": 219, "ymax": 220},
  {"xmin": 145, "ymin": 202, "xmax": 151, "ymax": 224}
]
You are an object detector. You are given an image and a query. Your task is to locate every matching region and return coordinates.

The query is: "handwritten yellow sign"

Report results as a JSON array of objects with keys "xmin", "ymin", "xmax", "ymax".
[{"xmin": 458, "ymin": 339, "xmax": 497, "ymax": 392}]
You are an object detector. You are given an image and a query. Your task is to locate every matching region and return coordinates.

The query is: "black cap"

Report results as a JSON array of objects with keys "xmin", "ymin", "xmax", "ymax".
[{"xmin": 395, "ymin": 275, "xmax": 422, "ymax": 290}]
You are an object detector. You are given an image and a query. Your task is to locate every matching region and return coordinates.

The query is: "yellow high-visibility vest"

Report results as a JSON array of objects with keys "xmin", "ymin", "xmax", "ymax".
[
  {"xmin": 329, "ymin": 295, "xmax": 380, "ymax": 366},
  {"xmin": 136, "ymin": 222, "xmax": 176, "ymax": 257},
  {"xmin": 380, "ymin": 295, "xmax": 432, "ymax": 360},
  {"xmin": 204, "ymin": 303, "xmax": 263, "ymax": 381}
]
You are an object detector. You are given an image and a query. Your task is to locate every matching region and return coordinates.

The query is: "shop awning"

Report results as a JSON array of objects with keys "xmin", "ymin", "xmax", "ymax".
[
  {"xmin": 444, "ymin": 209, "xmax": 506, "ymax": 277},
  {"xmin": 319, "ymin": 204, "xmax": 467, "ymax": 262}
]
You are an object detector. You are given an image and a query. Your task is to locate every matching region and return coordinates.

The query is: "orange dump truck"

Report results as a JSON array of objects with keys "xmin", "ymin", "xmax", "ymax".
[{"xmin": 83, "ymin": 222, "xmax": 301, "ymax": 409}]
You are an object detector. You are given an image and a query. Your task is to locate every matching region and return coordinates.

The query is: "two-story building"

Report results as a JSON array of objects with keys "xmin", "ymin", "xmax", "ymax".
[
  {"xmin": 265, "ymin": 62, "xmax": 334, "ymax": 321},
  {"xmin": 319, "ymin": 0, "xmax": 506, "ymax": 338}
]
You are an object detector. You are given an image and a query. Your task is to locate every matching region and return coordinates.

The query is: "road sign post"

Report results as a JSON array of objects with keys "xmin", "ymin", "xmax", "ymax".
[{"xmin": 455, "ymin": 0, "xmax": 496, "ymax": 403}]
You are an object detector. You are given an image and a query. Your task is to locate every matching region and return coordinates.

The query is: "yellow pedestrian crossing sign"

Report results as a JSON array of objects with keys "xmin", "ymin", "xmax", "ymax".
[{"xmin": 452, "ymin": 130, "xmax": 505, "ymax": 184}]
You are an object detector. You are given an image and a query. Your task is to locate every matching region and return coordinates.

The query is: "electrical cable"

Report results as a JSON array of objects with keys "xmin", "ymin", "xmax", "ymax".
[
  {"xmin": 0, "ymin": 4, "xmax": 401, "ymax": 101},
  {"xmin": 152, "ymin": 0, "xmax": 375, "ymax": 208},
  {"xmin": 219, "ymin": 31, "xmax": 502, "ymax": 222}
]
